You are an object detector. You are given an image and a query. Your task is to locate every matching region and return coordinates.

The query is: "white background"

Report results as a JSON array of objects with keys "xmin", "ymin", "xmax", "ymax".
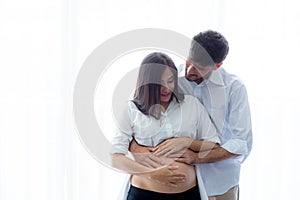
[{"xmin": 1, "ymin": 0, "xmax": 300, "ymax": 199}]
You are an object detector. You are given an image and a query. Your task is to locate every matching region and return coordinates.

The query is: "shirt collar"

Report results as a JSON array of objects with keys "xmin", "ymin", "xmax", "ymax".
[{"xmin": 204, "ymin": 69, "xmax": 224, "ymax": 86}]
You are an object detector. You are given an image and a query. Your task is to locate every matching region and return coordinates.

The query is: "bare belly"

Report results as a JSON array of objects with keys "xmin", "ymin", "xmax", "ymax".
[{"xmin": 130, "ymin": 161, "xmax": 196, "ymax": 193}]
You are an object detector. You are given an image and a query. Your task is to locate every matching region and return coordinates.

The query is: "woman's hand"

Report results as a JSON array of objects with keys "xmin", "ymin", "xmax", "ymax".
[
  {"xmin": 148, "ymin": 165, "xmax": 187, "ymax": 187},
  {"xmin": 129, "ymin": 139, "xmax": 164, "ymax": 168},
  {"xmin": 152, "ymin": 137, "xmax": 193, "ymax": 157}
]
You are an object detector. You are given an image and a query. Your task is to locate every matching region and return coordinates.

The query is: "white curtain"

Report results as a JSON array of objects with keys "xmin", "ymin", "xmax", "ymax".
[{"xmin": 1, "ymin": 0, "xmax": 300, "ymax": 200}]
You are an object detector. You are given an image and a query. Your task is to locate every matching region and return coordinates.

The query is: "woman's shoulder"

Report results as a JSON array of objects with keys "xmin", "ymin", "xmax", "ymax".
[
  {"xmin": 127, "ymin": 100, "xmax": 143, "ymax": 114},
  {"xmin": 127, "ymin": 100, "xmax": 136, "ymax": 107},
  {"xmin": 181, "ymin": 95, "xmax": 205, "ymax": 110},
  {"xmin": 183, "ymin": 94, "xmax": 198, "ymax": 103},
  {"xmin": 117, "ymin": 100, "xmax": 140, "ymax": 118}
]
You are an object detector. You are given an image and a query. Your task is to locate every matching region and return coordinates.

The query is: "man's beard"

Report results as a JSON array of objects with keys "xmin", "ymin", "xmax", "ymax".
[{"xmin": 185, "ymin": 73, "xmax": 204, "ymax": 84}]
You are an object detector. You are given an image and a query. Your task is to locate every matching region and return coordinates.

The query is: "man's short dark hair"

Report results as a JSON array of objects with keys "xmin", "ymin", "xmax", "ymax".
[{"xmin": 189, "ymin": 30, "xmax": 229, "ymax": 66}]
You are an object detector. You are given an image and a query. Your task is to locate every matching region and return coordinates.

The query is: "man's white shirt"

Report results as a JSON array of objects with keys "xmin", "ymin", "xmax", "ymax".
[{"xmin": 179, "ymin": 67, "xmax": 253, "ymax": 196}]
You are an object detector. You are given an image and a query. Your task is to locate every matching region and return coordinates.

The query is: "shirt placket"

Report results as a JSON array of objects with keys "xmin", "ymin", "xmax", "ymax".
[{"xmin": 160, "ymin": 112, "xmax": 173, "ymax": 139}]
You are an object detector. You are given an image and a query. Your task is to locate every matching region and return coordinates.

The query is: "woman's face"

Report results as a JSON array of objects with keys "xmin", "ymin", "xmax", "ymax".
[{"xmin": 160, "ymin": 67, "xmax": 175, "ymax": 105}]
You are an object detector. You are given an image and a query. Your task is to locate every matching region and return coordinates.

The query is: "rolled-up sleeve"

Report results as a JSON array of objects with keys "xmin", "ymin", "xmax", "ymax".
[{"xmin": 222, "ymin": 138, "xmax": 249, "ymax": 155}]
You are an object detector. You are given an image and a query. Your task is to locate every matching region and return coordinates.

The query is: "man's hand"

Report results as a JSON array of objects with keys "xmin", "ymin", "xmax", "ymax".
[
  {"xmin": 129, "ymin": 139, "xmax": 164, "ymax": 168},
  {"xmin": 172, "ymin": 149, "xmax": 199, "ymax": 165},
  {"xmin": 152, "ymin": 137, "xmax": 193, "ymax": 157},
  {"xmin": 173, "ymin": 147, "xmax": 239, "ymax": 165},
  {"xmin": 148, "ymin": 165, "xmax": 187, "ymax": 187}
]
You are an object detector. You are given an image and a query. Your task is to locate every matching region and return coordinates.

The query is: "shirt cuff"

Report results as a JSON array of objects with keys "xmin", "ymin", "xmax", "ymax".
[
  {"xmin": 206, "ymin": 135, "xmax": 221, "ymax": 144},
  {"xmin": 221, "ymin": 139, "xmax": 249, "ymax": 155},
  {"xmin": 110, "ymin": 145, "xmax": 128, "ymax": 155}
]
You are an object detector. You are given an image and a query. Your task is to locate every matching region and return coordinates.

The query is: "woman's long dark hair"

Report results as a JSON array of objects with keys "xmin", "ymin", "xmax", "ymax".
[{"xmin": 132, "ymin": 52, "xmax": 184, "ymax": 119}]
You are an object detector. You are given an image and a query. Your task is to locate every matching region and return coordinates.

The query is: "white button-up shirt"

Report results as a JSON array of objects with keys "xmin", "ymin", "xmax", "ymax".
[
  {"xmin": 111, "ymin": 95, "xmax": 220, "ymax": 200},
  {"xmin": 179, "ymin": 68, "xmax": 253, "ymax": 196}
]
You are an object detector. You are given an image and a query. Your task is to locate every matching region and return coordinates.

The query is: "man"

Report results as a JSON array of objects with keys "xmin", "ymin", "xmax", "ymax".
[{"xmin": 130, "ymin": 30, "xmax": 253, "ymax": 200}]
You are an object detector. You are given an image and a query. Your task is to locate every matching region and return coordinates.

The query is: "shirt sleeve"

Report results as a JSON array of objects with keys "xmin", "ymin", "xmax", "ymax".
[
  {"xmin": 194, "ymin": 97, "xmax": 221, "ymax": 144},
  {"xmin": 110, "ymin": 102, "xmax": 134, "ymax": 155},
  {"xmin": 221, "ymin": 84, "xmax": 253, "ymax": 158}
]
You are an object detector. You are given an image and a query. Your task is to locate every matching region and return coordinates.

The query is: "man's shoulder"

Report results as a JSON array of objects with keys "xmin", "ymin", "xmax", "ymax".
[{"xmin": 219, "ymin": 68, "xmax": 245, "ymax": 88}]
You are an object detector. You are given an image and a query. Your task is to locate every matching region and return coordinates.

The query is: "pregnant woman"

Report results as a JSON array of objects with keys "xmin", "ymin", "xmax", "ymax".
[{"xmin": 110, "ymin": 52, "xmax": 219, "ymax": 200}]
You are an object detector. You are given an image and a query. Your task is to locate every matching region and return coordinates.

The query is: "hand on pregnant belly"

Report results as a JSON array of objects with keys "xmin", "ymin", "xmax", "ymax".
[
  {"xmin": 153, "ymin": 137, "xmax": 193, "ymax": 157},
  {"xmin": 148, "ymin": 165, "xmax": 187, "ymax": 187}
]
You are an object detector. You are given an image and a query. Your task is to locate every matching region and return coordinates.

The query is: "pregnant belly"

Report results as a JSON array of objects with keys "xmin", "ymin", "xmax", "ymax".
[{"xmin": 131, "ymin": 161, "xmax": 197, "ymax": 193}]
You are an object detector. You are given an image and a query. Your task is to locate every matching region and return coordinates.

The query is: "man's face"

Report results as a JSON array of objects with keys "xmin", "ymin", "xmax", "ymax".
[{"xmin": 185, "ymin": 60, "xmax": 216, "ymax": 84}]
